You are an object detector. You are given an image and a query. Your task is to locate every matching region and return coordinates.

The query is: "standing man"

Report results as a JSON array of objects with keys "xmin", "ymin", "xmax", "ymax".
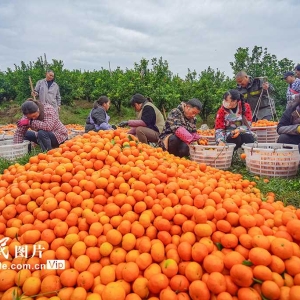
[
  {"xmin": 235, "ymin": 71, "xmax": 275, "ymax": 121},
  {"xmin": 282, "ymin": 71, "xmax": 300, "ymax": 108},
  {"xmin": 32, "ymin": 70, "xmax": 61, "ymax": 112},
  {"xmin": 294, "ymin": 64, "xmax": 300, "ymax": 79}
]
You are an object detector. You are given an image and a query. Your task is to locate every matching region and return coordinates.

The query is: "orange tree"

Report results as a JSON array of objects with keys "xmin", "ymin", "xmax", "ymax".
[
  {"xmin": 180, "ymin": 67, "xmax": 234, "ymax": 123},
  {"xmin": 0, "ymin": 48, "xmax": 296, "ymax": 120}
]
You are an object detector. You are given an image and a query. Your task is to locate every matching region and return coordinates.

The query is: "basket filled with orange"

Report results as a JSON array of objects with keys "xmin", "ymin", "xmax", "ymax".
[
  {"xmin": 65, "ymin": 124, "xmax": 85, "ymax": 139},
  {"xmin": 197, "ymin": 129, "xmax": 215, "ymax": 145},
  {"xmin": 251, "ymin": 120, "xmax": 279, "ymax": 143},
  {"xmin": 242, "ymin": 143, "xmax": 300, "ymax": 178},
  {"xmin": 0, "ymin": 124, "xmax": 17, "ymax": 140}
]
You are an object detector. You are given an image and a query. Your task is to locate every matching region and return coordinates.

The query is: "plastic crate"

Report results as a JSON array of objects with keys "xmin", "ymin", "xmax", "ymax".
[
  {"xmin": 71, "ymin": 129, "xmax": 85, "ymax": 137},
  {"xmin": 250, "ymin": 126, "xmax": 279, "ymax": 143},
  {"xmin": 68, "ymin": 132, "xmax": 77, "ymax": 140},
  {"xmin": 68, "ymin": 130, "xmax": 85, "ymax": 140},
  {"xmin": 0, "ymin": 133, "xmax": 14, "ymax": 140},
  {"xmin": 189, "ymin": 143, "xmax": 235, "ymax": 170},
  {"xmin": 0, "ymin": 140, "xmax": 30, "ymax": 160},
  {"xmin": 242, "ymin": 143, "xmax": 300, "ymax": 178}
]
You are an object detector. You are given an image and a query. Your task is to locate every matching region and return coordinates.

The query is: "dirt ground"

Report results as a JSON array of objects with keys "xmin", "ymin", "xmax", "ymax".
[{"xmin": 0, "ymin": 105, "xmax": 21, "ymax": 124}]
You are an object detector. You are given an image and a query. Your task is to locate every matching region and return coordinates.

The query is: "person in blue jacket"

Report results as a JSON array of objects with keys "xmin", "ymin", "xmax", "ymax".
[{"xmin": 85, "ymin": 96, "xmax": 115, "ymax": 132}]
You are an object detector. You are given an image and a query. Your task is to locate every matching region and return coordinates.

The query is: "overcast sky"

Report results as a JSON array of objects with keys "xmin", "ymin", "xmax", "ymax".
[{"xmin": 0, "ymin": 0, "xmax": 299, "ymax": 78}]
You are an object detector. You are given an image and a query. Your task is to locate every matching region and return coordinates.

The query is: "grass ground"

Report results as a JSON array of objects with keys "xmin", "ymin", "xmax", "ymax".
[{"xmin": 1, "ymin": 100, "xmax": 300, "ymax": 207}]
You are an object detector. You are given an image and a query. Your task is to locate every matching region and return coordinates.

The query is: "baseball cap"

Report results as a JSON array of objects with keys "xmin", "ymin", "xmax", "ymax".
[{"xmin": 281, "ymin": 71, "xmax": 295, "ymax": 80}]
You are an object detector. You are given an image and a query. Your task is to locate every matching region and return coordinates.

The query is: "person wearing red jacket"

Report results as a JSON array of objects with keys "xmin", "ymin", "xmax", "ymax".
[{"xmin": 215, "ymin": 90, "xmax": 255, "ymax": 150}]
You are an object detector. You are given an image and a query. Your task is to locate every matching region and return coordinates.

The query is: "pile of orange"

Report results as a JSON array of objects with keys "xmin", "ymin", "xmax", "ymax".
[
  {"xmin": 0, "ymin": 124, "xmax": 16, "ymax": 136},
  {"xmin": 251, "ymin": 120, "xmax": 278, "ymax": 127},
  {"xmin": 197, "ymin": 138, "xmax": 208, "ymax": 145},
  {"xmin": 0, "ymin": 124, "xmax": 17, "ymax": 130},
  {"xmin": 65, "ymin": 124, "xmax": 85, "ymax": 131},
  {"xmin": 0, "ymin": 129, "xmax": 300, "ymax": 300},
  {"xmin": 197, "ymin": 129, "xmax": 215, "ymax": 137}
]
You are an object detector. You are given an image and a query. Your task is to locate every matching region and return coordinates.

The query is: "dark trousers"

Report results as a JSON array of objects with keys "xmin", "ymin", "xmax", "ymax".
[
  {"xmin": 226, "ymin": 133, "xmax": 255, "ymax": 150},
  {"xmin": 25, "ymin": 130, "xmax": 59, "ymax": 152},
  {"xmin": 277, "ymin": 134, "xmax": 300, "ymax": 152},
  {"xmin": 168, "ymin": 135, "xmax": 190, "ymax": 158}
]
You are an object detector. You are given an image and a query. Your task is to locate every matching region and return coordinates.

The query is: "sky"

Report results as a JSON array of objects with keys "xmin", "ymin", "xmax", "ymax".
[{"xmin": 0, "ymin": 0, "xmax": 299, "ymax": 78}]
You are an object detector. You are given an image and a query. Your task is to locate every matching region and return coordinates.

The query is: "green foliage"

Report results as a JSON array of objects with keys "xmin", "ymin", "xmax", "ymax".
[
  {"xmin": 0, "ymin": 47, "xmax": 296, "ymax": 122},
  {"xmin": 183, "ymin": 67, "xmax": 234, "ymax": 121}
]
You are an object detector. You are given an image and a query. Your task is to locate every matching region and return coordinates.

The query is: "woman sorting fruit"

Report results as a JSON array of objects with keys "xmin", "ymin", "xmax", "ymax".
[
  {"xmin": 215, "ymin": 89, "xmax": 255, "ymax": 150},
  {"xmin": 158, "ymin": 98, "xmax": 202, "ymax": 157},
  {"xmin": 85, "ymin": 96, "xmax": 116, "ymax": 132},
  {"xmin": 118, "ymin": 93, "xmax": 165, "ymax": 144},
  {"xmin": 277, "ymin": 94, "xmax": 300, "ymax": 151},
  {"xmin": 13, "ymin": 98, "xmax": 68, "ymax": 151}
]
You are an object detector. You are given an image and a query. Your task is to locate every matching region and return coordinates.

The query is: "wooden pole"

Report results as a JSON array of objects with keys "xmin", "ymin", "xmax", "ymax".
[
  {"xmin": 29, "ymin": 76, "xmax": 36, "ymax": 100},
  {"xmin": 162, "ymin": 106, "xmax": 167, "ymax": 120}
]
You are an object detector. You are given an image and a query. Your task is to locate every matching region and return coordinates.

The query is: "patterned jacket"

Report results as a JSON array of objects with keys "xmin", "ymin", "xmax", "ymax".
[
  {"xmin": 159, "ymin": 103, "xmax": 198, "ymax": 144},
  {"xmin": 286, "ymin": 78, "xmax": 300, "ymax": 106},
  {"xmin": 14, "ymin": 104, "xmax": 68, "ymax": 144},
  {"xmin": 215, "ymin": 102, "xmax": 254, "ymax": 143}
]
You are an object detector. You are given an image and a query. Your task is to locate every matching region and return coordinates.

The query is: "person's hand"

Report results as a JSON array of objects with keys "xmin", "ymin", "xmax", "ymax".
[
  {"xmin": 17, "ymin": 119, "xmax": 30, "ymax": 127},
  {"xmin": 218, "ymin": 141, "xmax": 226, "ymax": 146},
  {"xmin": 31, "ymin": 91, "xmax": 38, "ymax": 97},
  {"xmin": 262, "ymin": 82, "xmax": 269, "ymax": 90},
  {"xmin": 111, "ymin": 124, "xmax": 117, "ymax": 130},
  {"xmin": 118, "ymin": 121, "xmax": 129, "ymax": 127},
  {"xmin": 231, "ymin": 129, "xmax": 240, "ymax": 139},
  {"xmin": 239, "ymin": 127, "xmax": 246, "ymax": 134}
]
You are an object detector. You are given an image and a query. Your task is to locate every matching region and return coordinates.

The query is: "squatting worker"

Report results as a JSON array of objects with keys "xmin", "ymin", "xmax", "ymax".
[
  {"xmin": 277, "ymin": 94, "xmax": 300, "ymax": 152},
  {"xmin": 215, "ymin": 89, "xmax": 255, "ymax": 150},
  {"xmin": 14, "ymin": 99, "xmax": 68, "ymax": 151},
  {"xmin": 158, "ymin": 98, "xmax": 202, "ymax": 158},
  {"xmin": 32, "ymin": 70, "xmax": 61, "ymax": 112},
  {"xmin": 85, "ymin": 96, "xmax": 116, "ymax": 132},
  {"xmin": 118, "ymin": 93, "xmax": 165, "ymax": 144},
  {"xmin": 236, "ymin": 71, "xmax": 275, "ymax": 121}
]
